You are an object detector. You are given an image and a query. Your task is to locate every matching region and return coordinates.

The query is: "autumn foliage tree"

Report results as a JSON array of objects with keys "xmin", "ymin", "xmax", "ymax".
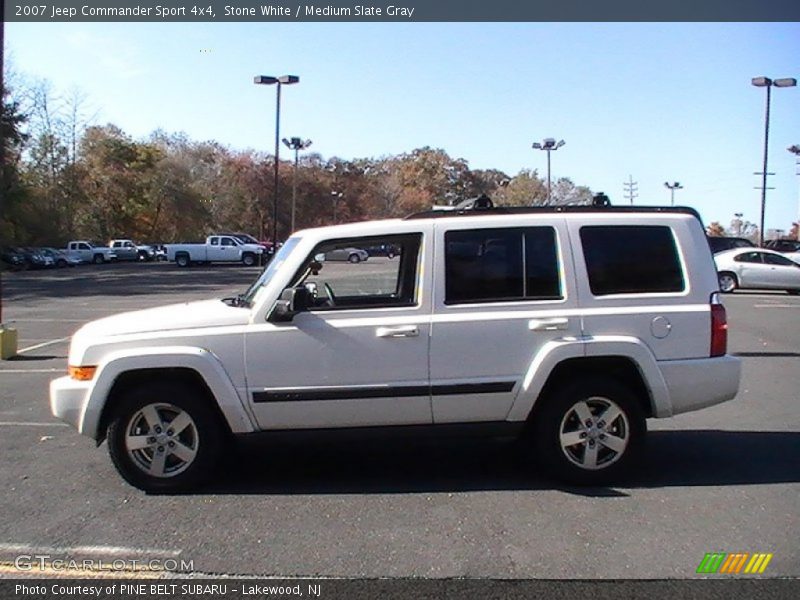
[{"xmin": 3, "ymin": 81, "xmax": 597, "ymax": 247}]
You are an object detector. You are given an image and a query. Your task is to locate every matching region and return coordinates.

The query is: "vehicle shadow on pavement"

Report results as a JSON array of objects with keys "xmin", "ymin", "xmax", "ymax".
[{"xmin": 197, "ymin": 429, "xmax": 800, "ymax": 496}]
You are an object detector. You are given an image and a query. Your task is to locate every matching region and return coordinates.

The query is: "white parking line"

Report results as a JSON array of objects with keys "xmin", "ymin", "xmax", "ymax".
[
  {"xmin": 0, "ymin": 543, "xmax": 181, "ymax": 557},
  {"xmin": 753, "ymin": 304, "xmax": 800, "ymax": 308},
  {"xmin": 6, "ymin": 319, "xmax": 86, "ymax": 322},
  {"xmin": 0, "ymin": 369, "xmax": 61, "ymax": 374},
  {"xmin": 0, "ymin": 421, "xmax": 69, "ymax": 427},
  {"xmin": 17, "ymin": 337, "xmax": 71, "ymax": 354}
]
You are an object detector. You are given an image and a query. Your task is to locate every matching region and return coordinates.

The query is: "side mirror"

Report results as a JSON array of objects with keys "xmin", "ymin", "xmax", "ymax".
[
  {"xmin": 314, "ymin": 253, "xmax": 326, "ymax": 263},
  {"xmin": 270, "ymin": 286, "xmax": 312, "ymax": 322}
]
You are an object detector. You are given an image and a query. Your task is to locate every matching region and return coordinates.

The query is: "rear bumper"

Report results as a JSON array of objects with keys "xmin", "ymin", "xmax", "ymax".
[{"xmin": 659, "ymin": 355, "xmax": 741, "ymax": 417}]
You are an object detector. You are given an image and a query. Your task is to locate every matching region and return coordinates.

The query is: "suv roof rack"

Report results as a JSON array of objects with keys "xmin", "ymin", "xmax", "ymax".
[{"xmin": 404, "ymin": 196, "xmax": 703, "ymax": 222}]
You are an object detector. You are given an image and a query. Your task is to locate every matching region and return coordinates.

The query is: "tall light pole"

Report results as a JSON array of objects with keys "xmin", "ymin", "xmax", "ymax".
[
  {"xmin": 532, "ymin": 138, "xmax": 565, "ymax": 204},
  {"xmin": 331, "ymin": 191, "xmax": 343, "ymax": 224},
  {"xmin": 282, "ymin": 137, "xmax": 312, "ymax": 234},
  {"xmin": 664, "ymin": 181, "xmax": 683, "ymax": 206},
  {"xmin": 752, "ymin": 76, "xmax": 797, "ymax": 247},
  {"xmin": 789, "ymin": 144, "xmax": 800, "ymax": 241},
  {"xmin": 254, "ymin": 74, "xmax": 299, "ymax": 247}
]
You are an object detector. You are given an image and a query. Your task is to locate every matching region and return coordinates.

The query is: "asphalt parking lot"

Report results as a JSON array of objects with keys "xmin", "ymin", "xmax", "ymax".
[{"xmin": 0, "ymin": 262, "xmax": 798, "ymax": 579}]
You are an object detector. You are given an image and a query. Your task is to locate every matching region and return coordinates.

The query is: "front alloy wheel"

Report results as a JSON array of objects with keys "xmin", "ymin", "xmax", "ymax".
[
  {"xmin": 124, "ymin": 403, "xmax": 199, "ymax": 478},
  {"xmin": 107, "ymin": 383, "xmax": 224, "ymax": 492}
]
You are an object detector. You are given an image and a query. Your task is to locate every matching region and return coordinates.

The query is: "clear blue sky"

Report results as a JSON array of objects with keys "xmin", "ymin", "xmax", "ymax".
[{"xmin": 6, "ymin": 22, "xmax": 800, "ymax": 233}]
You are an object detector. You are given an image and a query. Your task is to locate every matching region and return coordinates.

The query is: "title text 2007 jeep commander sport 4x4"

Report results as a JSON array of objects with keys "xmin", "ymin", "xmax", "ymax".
[{"xmin": 50, "ymin": 202, "xmax": 741, "ymax": 491}]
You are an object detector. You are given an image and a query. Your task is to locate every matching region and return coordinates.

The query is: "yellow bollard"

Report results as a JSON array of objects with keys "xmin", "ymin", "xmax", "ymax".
[{"xmin": 0, "ymin": 326, "xmax": 18, "ymax": 359}]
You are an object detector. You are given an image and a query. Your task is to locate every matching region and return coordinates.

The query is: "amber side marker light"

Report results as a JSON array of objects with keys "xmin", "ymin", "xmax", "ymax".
[{"xmin": 69, "ymin": 366, "xmax": 97, "ymax": 381}]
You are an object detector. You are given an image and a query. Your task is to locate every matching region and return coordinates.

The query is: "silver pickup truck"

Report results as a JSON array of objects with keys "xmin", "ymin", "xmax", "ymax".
[
  {"xmin": 165, "ymin": 235, "xmax": 265, "ymax": 267},
  {"xmin": 65, "ymin": 241, "xmax": 116, "ymax": 264}
]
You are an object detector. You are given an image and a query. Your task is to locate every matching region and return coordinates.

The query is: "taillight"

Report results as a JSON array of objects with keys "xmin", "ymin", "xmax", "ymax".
[{"xmin": 710, "ymin": 294, "xmax": 728, "ymax": 357}]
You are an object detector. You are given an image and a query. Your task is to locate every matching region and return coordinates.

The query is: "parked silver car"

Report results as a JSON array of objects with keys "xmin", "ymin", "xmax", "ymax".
[
  {"xmin": 322, "ymin": 247, "xmax": 369, "ymax": 263},
  {"xmin": 715, "ymin": 248, "xmax": 800, "ymax": 294}
]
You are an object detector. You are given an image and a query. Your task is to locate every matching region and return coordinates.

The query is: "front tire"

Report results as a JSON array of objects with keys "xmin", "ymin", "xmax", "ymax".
[
  {"xmin": 242, "ymin": 253, "xmax": 256, "ymax": 267},
  {"xmin": 528, "ymin": 378, "xmax": 646, "ymax": 486},
  {"xmin": 107, "ymin": 382, "xmax": 224, "ymax": 492},
  {"xmin": 348, "ymin": 254, "xmax": 361, "ymax": 263},
  {"xmin": 93, "ymin": 254, "xmax": 105, "ymax": 265}
]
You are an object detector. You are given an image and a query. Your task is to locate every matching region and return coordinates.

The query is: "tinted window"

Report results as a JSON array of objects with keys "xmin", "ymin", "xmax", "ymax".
[
  {"xmin": 581, "ymin": 226, "xmax": 684, "ymax": 295},
  {"xmin": 445, "ymin": 227, "xmax": 561, "ymax": 304},
  {"xmin": 734, "ymin": 252, "xmax": 763, "ymax": 264},
  {"xmin": 763, "ymin": 253, "xmax": 795, "ymax": 266}
]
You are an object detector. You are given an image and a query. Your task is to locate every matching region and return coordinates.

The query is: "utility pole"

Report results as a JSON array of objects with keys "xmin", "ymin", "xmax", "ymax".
[
  {"xmin": 623, "ymin": 175, "xmax": 638, "ymax": 205},
  {"xmin": 789, "ymin": 144, "xmax": 800, "ymax": 241}
]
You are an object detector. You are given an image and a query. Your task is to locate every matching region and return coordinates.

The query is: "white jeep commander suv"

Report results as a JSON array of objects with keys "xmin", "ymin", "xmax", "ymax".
[{"xmin": 51, "ymin": 201, "xmax": 741, "ymax": 491}]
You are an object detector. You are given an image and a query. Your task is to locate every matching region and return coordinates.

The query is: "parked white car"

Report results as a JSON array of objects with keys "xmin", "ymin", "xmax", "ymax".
[
  {"xmin": 715, "ymin": 248, "xmax": 800, "ymax": 294},
  {"xmin": 51, "ymin": 202, "xmax": 740, "ymax": 492}
]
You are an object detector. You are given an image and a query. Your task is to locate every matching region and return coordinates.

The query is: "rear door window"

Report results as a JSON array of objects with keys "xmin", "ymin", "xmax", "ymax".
[
  {"xmin": 445, "ymin": 227, "xmax": 561, "ymax": 304},
  {"xmin": 580, "ymin": 225, "xmax": 685, "ymax": 295}
]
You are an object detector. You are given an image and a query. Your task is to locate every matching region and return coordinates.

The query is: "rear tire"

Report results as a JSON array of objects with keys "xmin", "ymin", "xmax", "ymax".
[
  {"xmin": 175, "ymin": 254, "xmax": 190, "ymax": 268},
  {"xmin": 107, "ymin": 382, "xmax": 224, "ymax": 493},
  {"xmin": 718, "ymin": 272, "xmax": 738, "ymax": 293},
  {"xmin": 527, "ymin": 377, "xmax": 646, "ymax": 486}
]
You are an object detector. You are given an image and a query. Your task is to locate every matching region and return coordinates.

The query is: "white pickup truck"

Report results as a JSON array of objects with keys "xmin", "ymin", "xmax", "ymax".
[
  {"xmin": 65, "ymin": 241, "xmax": 117, "ymax": 264},
  {"xmin": 165, "ymin": 235, "xmax": 265, "ymax": 267}
]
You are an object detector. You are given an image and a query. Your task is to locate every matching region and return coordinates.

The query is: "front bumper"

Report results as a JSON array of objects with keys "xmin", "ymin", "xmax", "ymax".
[{"xmin": 50, "ymin": 376, "xmax": 92, "ymax": 435}]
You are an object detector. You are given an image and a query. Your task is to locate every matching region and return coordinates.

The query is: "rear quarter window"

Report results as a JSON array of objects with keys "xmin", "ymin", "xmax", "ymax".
[{"xmin": 580, "ymin": 225, "xmax": 685, "ymax": 295}]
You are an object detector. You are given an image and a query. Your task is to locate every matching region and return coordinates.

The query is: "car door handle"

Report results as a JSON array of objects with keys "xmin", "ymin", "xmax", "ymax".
[
  {"xmin": 376, "ymin": 325, "xmax": 419, "ymax": 338},
  {"xmin": 528, "ymin": 318, "xmax": 569, "ymax": 331}
]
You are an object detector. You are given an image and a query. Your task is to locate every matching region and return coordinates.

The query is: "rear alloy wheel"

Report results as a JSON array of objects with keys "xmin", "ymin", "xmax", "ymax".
[
  {"xmin": 175, "ymin": 254, "xmax": 190, "ymax": 268},
  {"xmin": 718, "ymin": 272, "xmax": 738, "ymax": 293},
  {"xmin": 530, "ymin": 378, "xmax": 645, "ymax": 486},
  {"xmin": 107, "ymin": 383, "xmax": 224, "ymax": 492}
]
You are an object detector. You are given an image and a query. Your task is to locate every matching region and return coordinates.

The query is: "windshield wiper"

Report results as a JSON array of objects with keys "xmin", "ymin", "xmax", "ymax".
[{"xmin": 222, "ymin": 294, "xmax": 251, "ymax": 308}]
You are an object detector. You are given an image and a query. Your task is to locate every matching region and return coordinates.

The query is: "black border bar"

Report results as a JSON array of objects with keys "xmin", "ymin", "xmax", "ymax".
[{"xmin": 5, "ymin": 1, "xmax": 800, "ymax": 22}]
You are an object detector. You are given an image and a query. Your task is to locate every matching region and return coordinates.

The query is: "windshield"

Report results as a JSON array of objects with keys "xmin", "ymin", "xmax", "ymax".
[{"xmin": 241, "ymin": 237, "xmax": 302, "ymax": 306}]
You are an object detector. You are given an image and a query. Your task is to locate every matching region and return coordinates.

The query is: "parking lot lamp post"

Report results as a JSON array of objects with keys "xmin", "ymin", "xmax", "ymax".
[
  {"xmin": 254, "ymin": 75, "xmax": 300, "ymax": 246},
  {"xmin": 532, "ymin": 138, "xmax": 565, "ymax": 204},
  {"xmin": 331, "ymin": 191, "xmax": 343, "ymax": 224},
  {"xmin": 282, "ymin": 137, "xmax": 313, "ymax": 234},
  {"xmin": 664, "ymin": 181, "xmax": 683, "ymax": 206},
  {"xmin": 752, "ymin": 76, "xmax": 797, "ymax": 246},
  {"xmin": 789, "ymin": 144, "xmax": 800, "ymax": 241}
]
